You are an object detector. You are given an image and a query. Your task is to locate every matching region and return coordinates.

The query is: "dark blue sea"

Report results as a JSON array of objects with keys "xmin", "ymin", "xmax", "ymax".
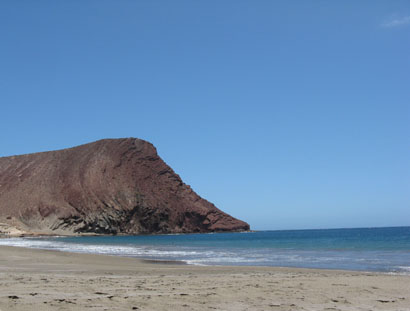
[{"xmin": 1, "ymin": 227, "xmax": 410, "ymax": 274}]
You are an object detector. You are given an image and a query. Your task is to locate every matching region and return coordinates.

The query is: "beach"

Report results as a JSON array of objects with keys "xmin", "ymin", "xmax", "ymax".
[{"xmin": 0, "ymin": 246, "xmax": 409, "ymax": 311}]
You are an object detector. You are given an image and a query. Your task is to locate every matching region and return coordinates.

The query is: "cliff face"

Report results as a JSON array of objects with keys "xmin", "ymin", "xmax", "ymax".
[{"xmin": 0, "ymin": 138, "xmax": 249, "ymax": 235}]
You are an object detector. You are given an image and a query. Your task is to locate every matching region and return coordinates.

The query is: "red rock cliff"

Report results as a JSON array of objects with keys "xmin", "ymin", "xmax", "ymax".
[{"xmin": 0, "ymin": 138, "xmax": 249, "ymax": 235}]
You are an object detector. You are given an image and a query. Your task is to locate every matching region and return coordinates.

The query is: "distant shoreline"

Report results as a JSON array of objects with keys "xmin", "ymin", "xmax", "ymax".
[{"xmin": 2, "ymin": 223, "xmax": 409, "ymax": 239}]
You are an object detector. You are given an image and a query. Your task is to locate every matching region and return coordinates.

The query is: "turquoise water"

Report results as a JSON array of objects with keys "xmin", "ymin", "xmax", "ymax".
[{"xmin": 1, "ymin": 227, "xmax": 410, "ymax": 273}]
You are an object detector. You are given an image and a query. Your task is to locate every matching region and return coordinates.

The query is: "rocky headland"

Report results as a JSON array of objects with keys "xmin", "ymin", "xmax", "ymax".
[{"xmin": 0, "ymin": 138, "xmax": 249, "ymax": 236}]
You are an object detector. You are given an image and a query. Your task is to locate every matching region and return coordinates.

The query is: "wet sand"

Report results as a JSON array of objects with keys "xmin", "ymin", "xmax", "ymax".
[{"xmin": 0, "ymin": 245, "xmax": 409, "ymax": 311}]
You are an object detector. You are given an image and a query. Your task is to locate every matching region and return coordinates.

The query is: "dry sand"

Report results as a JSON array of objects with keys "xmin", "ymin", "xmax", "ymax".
[{"xmin": 0, "ymin": 245, "xmax": 409, "ymax": 311}]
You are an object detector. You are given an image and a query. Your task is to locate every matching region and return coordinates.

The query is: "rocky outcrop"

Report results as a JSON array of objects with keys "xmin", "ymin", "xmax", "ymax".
[
  {"xmin": 0, "ymin": 223, "xmax": 27, "ymax": 237},
  {"xmin": 0, "ymin": 138, "xmax": 249, "ymax": 235}
]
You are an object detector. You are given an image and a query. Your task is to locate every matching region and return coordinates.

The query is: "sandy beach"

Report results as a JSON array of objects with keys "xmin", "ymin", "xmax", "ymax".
[{"xmin": 0, "ymin": 246, "xmax": 408, "ymax": 311}]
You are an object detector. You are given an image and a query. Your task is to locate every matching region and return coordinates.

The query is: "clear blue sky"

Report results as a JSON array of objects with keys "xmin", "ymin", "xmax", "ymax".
[{"xmin": 1, "ymin": 1, "xmax": 409, "ymax": 230}]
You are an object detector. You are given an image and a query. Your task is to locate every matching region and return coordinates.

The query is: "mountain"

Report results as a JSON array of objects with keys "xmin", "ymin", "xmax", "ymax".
[{"xmin": 0, "ymin": 138, "xmax": 249, "ymax": 235}]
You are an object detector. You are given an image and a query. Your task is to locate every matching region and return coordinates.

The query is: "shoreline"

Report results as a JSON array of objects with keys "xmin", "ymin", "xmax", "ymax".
[
  {"xmin": 1, "ymin": 236, "xmax": 409, "ymax": 275},
  {"xmin": 0, "ymin": 244, "xmax": 396, "ymax": 275},
  {"xmin": 0, "ymin": 244, "xmax": 378, "ymax": 274},
  {"xmin": 1, "ymin": 245, "xmax": 410, "ymax": 311},
  {"xmin": 0, "ymin": 245, "xmax": 363, "ymax": 274}
]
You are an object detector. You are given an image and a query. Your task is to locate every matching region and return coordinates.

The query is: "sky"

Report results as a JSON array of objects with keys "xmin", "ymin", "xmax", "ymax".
[{"xmin": 0, "ymin": 1, "xmax": 409, "ymax": 230}]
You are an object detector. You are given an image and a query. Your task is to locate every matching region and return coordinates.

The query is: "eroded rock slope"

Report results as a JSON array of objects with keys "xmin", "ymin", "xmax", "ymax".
[{"xmin": 0, "ymin": 138, "xmax": 249, "ymax": 235}]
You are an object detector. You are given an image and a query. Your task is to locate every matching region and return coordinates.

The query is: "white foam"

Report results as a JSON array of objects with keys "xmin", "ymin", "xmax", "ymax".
[
  {"xmin": 397, "ymin": 266, "xmax": 410, "ymax": 271},
  {"xmin": 0, "ymin": 238, "xmax": 203, "ymax": 259}
]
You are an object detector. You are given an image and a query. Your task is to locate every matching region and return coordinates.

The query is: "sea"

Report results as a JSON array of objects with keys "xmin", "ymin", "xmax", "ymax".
[{"xmin": 1, "ymin": 226, "xmax": 410, "ymax": 274}]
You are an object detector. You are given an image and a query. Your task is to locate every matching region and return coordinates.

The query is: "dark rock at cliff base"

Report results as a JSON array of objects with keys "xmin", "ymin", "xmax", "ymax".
[{"xmin": 0, "ymin": 138, "xmax": 249, "ymax": 235}]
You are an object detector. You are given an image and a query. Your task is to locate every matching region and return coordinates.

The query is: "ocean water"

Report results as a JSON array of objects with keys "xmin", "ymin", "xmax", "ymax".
[{"xmin": 1, "ymin": 227, "xmax": 410, "ymax": 274}]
